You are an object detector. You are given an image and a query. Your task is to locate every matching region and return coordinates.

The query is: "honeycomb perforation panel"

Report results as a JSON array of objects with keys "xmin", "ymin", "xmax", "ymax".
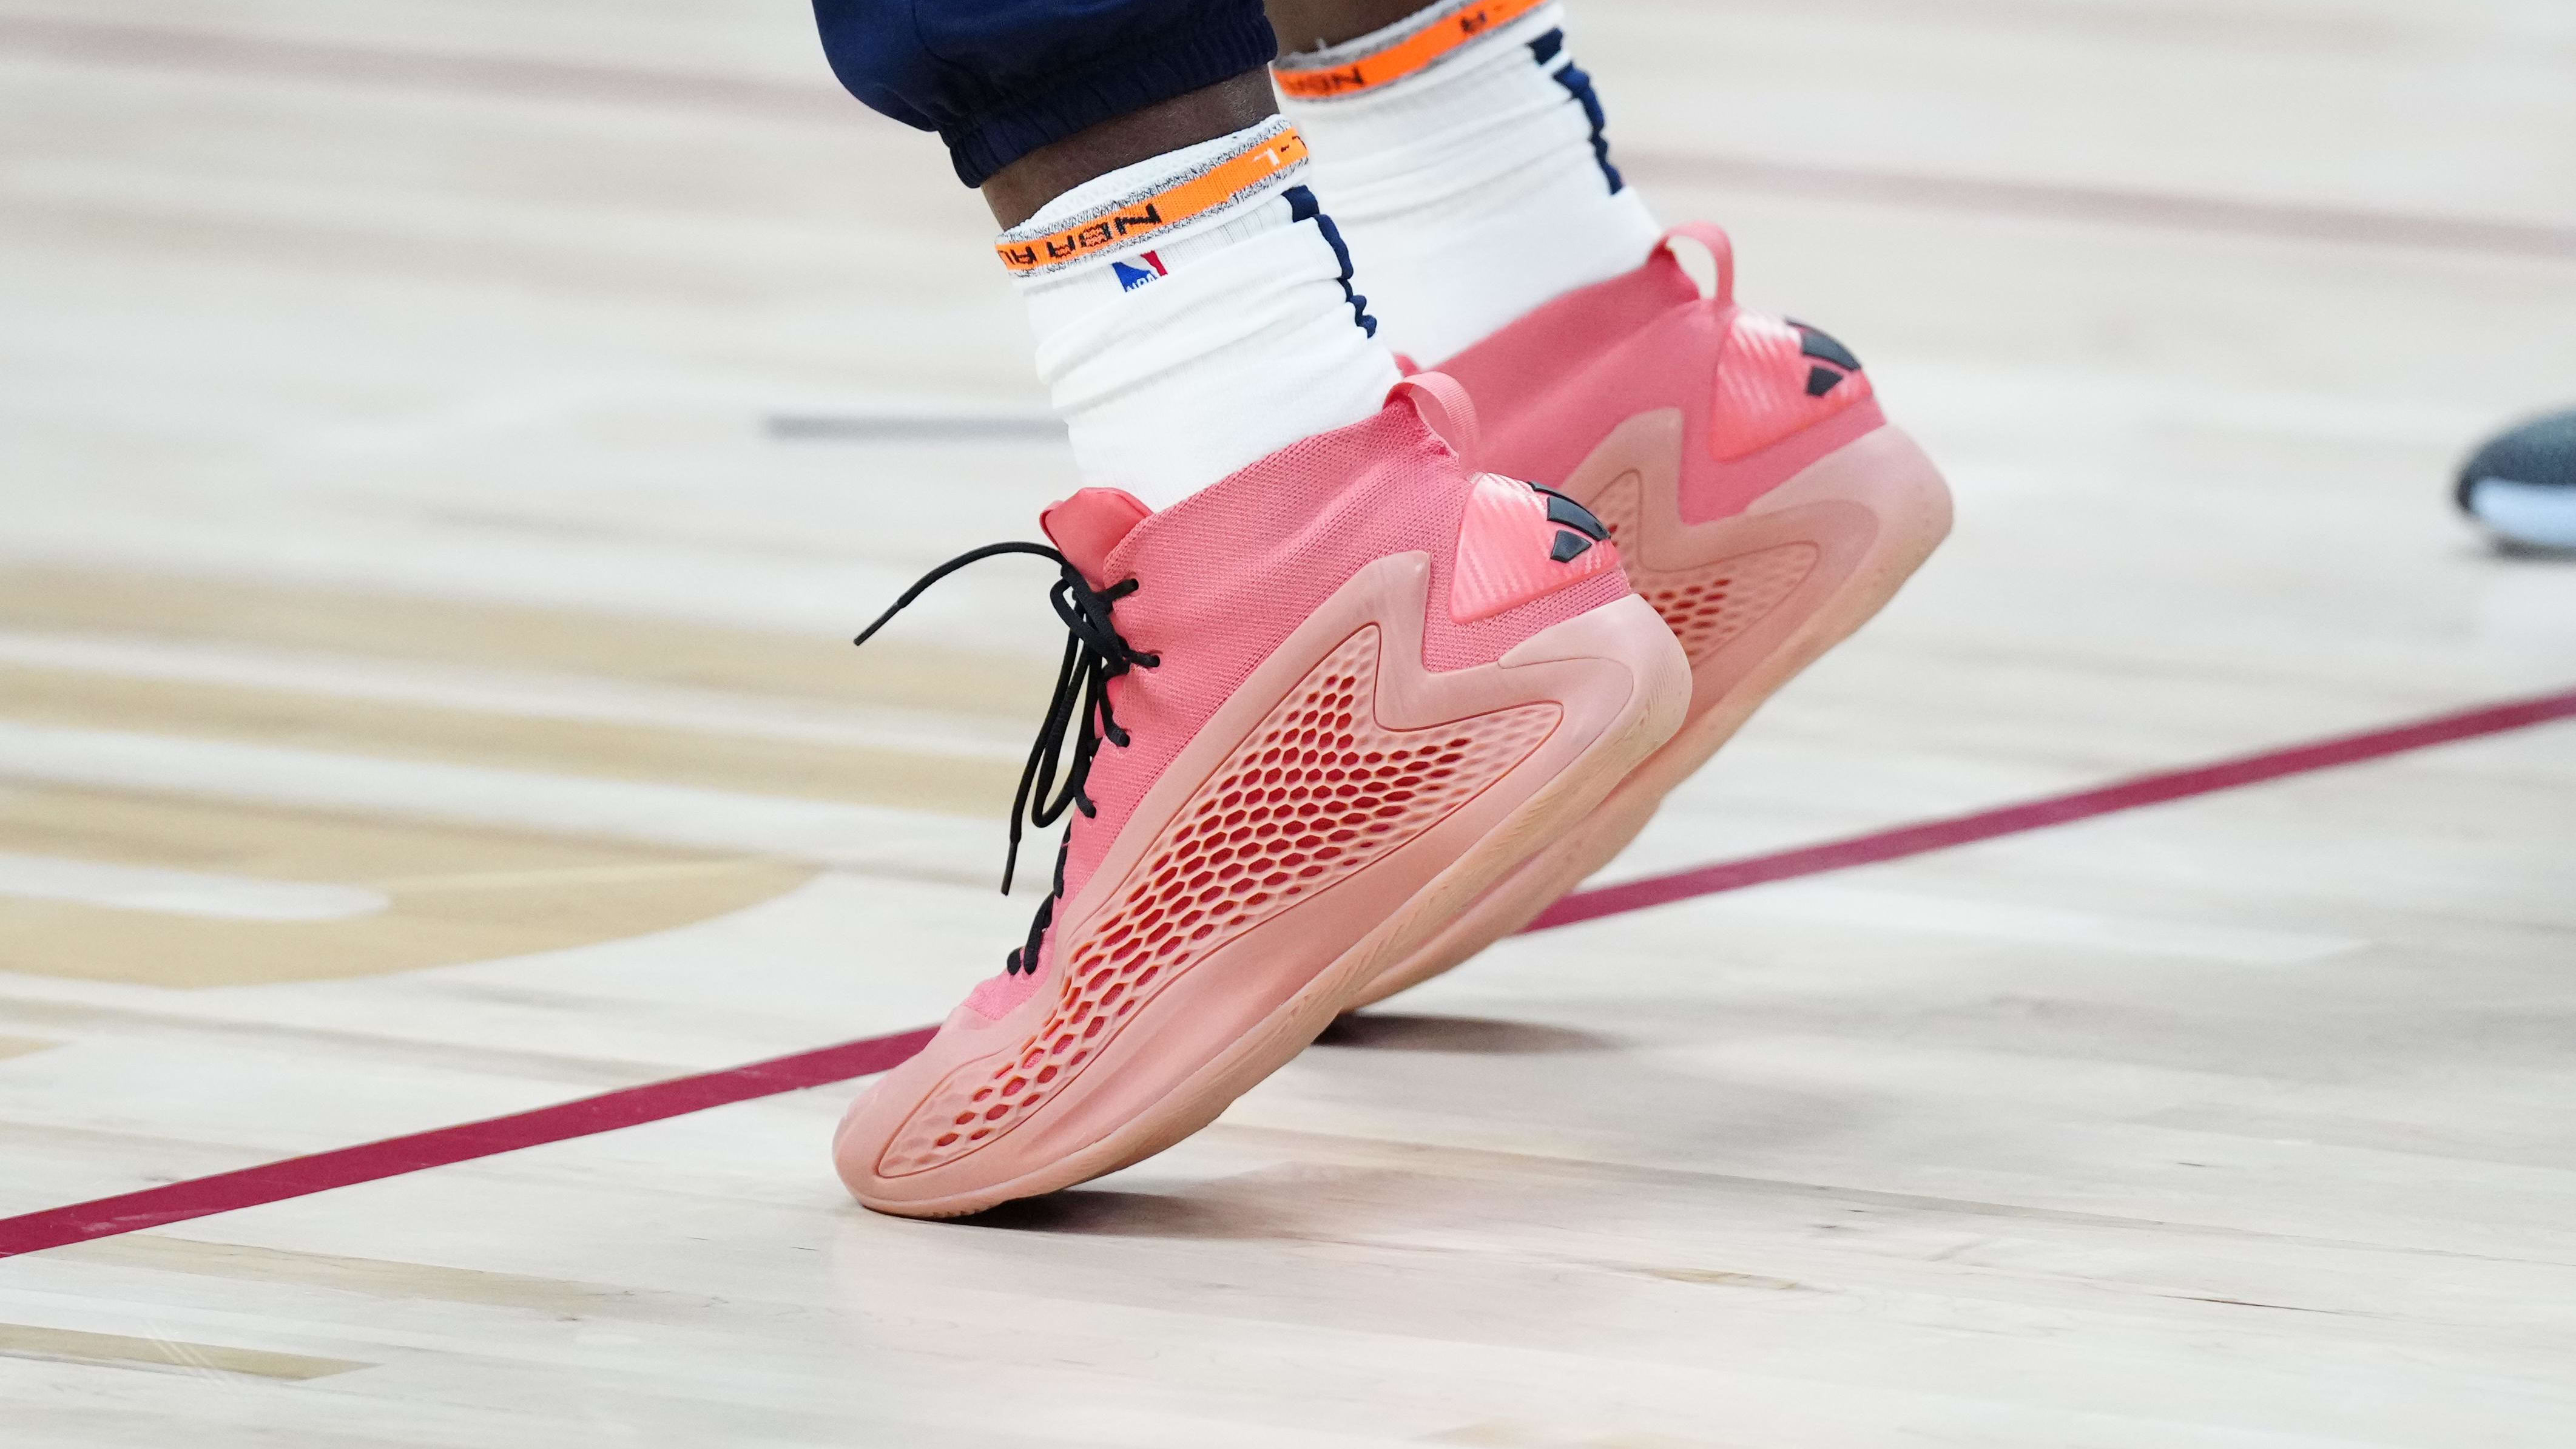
[
  {"xmin": 1637, "ymin": 545, "xmax": 1819, "ymax": 662},
  {"xmin": 1586, "ymin": 479, "xmax": 1821, "ymax": 664},
  {"xmin": 879, "ymin": 625, "xmax": 1560, "ymax": 1176}
]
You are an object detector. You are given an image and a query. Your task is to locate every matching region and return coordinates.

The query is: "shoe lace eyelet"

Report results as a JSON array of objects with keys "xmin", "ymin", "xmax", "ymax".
[{"xmin": 851, "ymin": 544, "xmax": 1155, "ymax": 975}]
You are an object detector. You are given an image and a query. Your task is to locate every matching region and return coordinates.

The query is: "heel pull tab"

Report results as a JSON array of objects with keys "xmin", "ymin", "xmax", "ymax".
[
  {"xmin": 1656, "ymin": 223, "xmax": 1736, "ymax": 304},
  {"xmin": 1389, "ymin": 371, "xmax": 1481, "ymax": 465}
]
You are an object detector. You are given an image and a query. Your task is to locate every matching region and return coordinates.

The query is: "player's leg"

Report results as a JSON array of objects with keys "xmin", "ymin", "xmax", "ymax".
[
  {"xmin": 818, "ymin": 0, "xmax": 1392, "ymax": 504},
  {"xmin": 1264, "ymin": 0, "xmax": 1659, "ymax": 363},
  {"xmin": 1266, "ymin": 0, "xmax": 1956, "ymax": 1005},
  {"xmin": 810, "ymin": 0, "xmax": 1690, "ymax": 1215}
]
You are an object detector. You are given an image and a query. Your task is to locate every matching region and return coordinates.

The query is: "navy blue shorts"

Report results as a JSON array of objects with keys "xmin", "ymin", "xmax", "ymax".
[{"xmin": 813, "ymin": 1, "xmax": 1279, "ymax": 188}]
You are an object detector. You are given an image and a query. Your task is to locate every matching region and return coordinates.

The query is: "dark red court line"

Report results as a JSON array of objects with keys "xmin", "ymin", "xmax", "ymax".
[
  {"xmin": 0, "ymin": 1030, "xmax": 932, "ymax": 1261},
  {"xmin": 2, "ymin": 686, "xmax": 2569, "ymax": 1260},
  {"xmin": 1531, "ymin": 685, "xmax": 2576, "ymax": 931}
]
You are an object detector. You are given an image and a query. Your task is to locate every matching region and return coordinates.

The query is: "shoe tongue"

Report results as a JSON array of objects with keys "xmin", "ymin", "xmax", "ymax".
[{"xmin": 1040, "ymin": 487, "xmax": 1152, "ymax": 587}]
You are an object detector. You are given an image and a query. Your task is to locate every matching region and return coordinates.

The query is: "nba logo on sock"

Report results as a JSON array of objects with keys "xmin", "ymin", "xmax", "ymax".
[{"xmin": 1112, "ymin": 251, "xmax": 1168, "ymax": 291}]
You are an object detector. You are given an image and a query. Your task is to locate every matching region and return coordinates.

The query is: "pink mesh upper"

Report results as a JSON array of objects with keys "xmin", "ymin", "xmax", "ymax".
[
  {"xmin": 882, "ymin": 625, "xmax": 1561, "ymax": 1174},
  {"xmin": 962, "ymin": 395, "xmax": 1628, "ymax": 1021},
  {"xmin": 1434, "ymin": 225, "xmax": 1884, "ymax": 527},
  {"xmin": 962, "ymin": 957, "xmax": 1037, "ymax": 1019}
]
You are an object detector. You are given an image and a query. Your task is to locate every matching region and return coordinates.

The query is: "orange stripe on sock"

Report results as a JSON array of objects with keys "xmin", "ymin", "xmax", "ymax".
[
  {"xmin": 1273, "ymin": 0, "xmax": 1551, "ymax": 100},
  {"xmin": 994, "ymin": 128, "xmax": 1310, "ymax": 275}
]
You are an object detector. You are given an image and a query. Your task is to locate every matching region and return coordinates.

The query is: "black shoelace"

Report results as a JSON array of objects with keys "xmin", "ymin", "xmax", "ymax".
[{"xmin": 852, "ymin": 542, "xmax": 1159, "ymax": 975}]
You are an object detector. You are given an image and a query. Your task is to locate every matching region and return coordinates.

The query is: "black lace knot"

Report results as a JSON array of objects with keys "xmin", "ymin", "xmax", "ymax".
[{"xmin": 852, "ymin": 540, "xmax": 1159, "ymax": 976}]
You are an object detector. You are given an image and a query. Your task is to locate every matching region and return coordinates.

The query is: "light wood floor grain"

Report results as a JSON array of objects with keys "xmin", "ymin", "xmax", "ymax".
[{"xmin": 2, "ymin": 1, "xmax": 2572, "ymax": 1444}]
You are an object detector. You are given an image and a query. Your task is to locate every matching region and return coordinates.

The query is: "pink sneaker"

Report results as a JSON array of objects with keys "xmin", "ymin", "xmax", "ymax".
[
  {"xmin": 833, "ymin": 378, "xmax": 1688, "ymax": 1217},
  {"xmin": 1350, "ymin": 224, "xmax": 1954, "ymax": 1008}
]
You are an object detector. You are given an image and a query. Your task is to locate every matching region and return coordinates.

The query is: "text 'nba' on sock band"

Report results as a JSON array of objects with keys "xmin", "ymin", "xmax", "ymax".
[
  {"xmin": 994, "ymin": 123, "xmax": 1310, "ymax": 275},
  {"xmin": 1273, "ymin": 0, "xmax": 1554, "ymax": 99}
]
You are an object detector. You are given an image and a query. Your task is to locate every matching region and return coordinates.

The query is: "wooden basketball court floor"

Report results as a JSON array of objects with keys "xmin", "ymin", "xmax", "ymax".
[{"xmin": 3, "ymin": 1, "xmax": 2573, "ymax": 1444}]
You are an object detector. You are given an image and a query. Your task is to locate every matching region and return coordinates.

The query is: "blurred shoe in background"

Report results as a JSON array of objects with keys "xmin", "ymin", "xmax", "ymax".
[{"xmin": 2458, "ymin": 410, "xmax": 2576, "ymax": 554}]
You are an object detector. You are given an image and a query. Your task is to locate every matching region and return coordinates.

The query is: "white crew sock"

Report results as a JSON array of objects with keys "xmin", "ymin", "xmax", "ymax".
[
  {"xmin": 999, "ymin": 116, "xmax": 1401, "ymax": 508},
  {"xmin": 1274, "ymin": 0, "xmax": 1662, "ymax": 364}
]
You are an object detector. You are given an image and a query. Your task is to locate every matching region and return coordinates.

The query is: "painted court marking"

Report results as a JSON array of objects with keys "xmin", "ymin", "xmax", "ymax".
[
  {"xmin": 0, "ymin": 853, "xmax": 388, "ymax": 922},
  {"xmin": 2, "ymin": 685, "xmax": 2569, "ymax": 1259},
  {"xmin": 1529, "ymin": 686, "xmax": 2576, "ymax": 931}
]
